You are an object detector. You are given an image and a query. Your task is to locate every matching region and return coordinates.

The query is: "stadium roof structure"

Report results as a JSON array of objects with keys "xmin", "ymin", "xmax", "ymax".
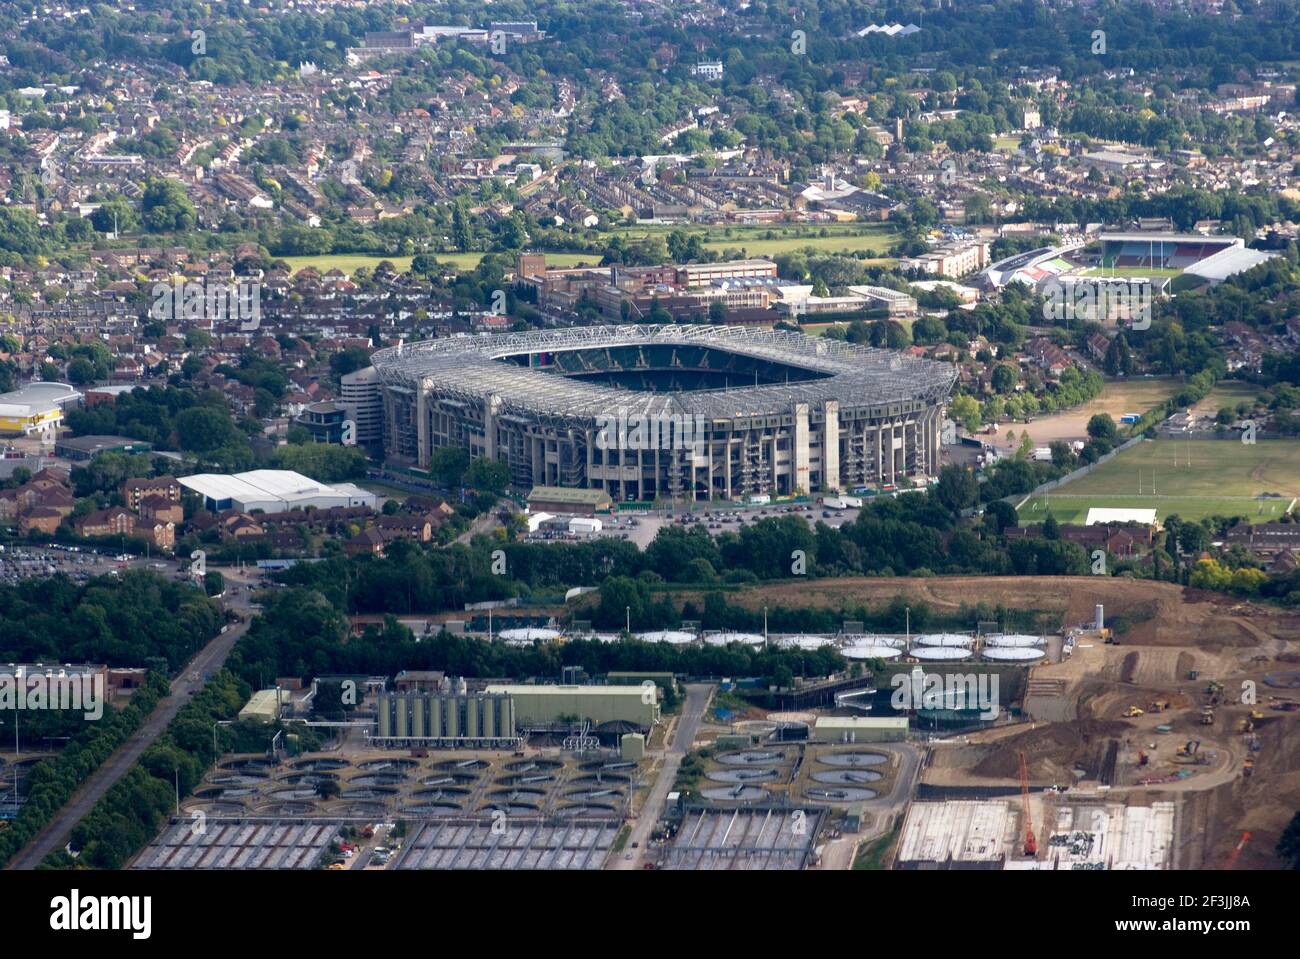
[
  {"xmin": 1182, "ymin": 245, "xmax": 1281, "ymax": 284},
  {"xmin": 372, "ymin": 324, "xmax": 957, "ymax": 422}
]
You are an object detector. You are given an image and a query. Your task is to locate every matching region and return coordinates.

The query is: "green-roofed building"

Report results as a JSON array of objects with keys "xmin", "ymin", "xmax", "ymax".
[{"xmin": 527, "ymin": 485, "xmax": 613, "ymax": 515}]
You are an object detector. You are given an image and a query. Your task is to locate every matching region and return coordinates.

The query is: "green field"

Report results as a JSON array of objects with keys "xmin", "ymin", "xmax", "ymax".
[
  {"xmin": 608, "ymin": 222, "xmax": 901, "ymax": 260},
  {"xmin": 1017, "ymin": 439, "xmax": 1300, "ymax": 525},
  {"xmin": 1082, "ymin": 265, "xmax": 1185, "ymax": 279},
  {"xmin": 280, "ymin": 251, "xmax": 599, "ymax": 275}
]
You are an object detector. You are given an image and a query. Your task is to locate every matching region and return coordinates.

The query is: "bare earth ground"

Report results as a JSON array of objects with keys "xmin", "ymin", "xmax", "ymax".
[
  {"xmin": 709, "ymin": 575, "xmax": 1300, "ymax": 866},
  {"xmin": 985, "ymin": 377, "xmax": 1182, "ymax": 451}
]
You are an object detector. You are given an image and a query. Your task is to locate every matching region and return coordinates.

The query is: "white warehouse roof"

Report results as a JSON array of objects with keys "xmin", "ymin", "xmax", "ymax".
[
  {"xmin": 1085, "ymin": 507, "xmax": 1157, "ymax": 526},
  {"xmin": 179, "ymin": 469, "xmax": 377, "ymax": 514}
]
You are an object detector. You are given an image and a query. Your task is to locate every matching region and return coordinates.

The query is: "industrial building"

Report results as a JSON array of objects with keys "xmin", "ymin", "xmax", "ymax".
[
  {"xmin": 373, "ymin": 690, "xmax": 518, "ymax": 747},
  {"xmin": 0, "ymin": 382, "xmax": 82, "ymax": 436},
  {"xmin": 178, "ymin": 469, "xmax": 377, "ymax": 514},
  {"xmin": 811, "ymin": 716, "xmax": 909, "ymax": 743},
  {"xmin": 371, "ymin": 325, "xmax": 955, "ymax": 500},
  {"xmin": 483, "ymin": 684, "xmax": 660, "ymax": 732}
]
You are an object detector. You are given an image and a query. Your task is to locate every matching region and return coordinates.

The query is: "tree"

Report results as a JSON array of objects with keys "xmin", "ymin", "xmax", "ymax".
[
  {"xmin": 935, "ymin": 465, "xmax": 978, "ymax": 514},
  {"xmin": 991, "ymin": 364, "xmax": 1017, "ymax": 394},
  {"xmin": 1087, "ymin": 413, "xmax": 1119, "ymax": 444},
  {"xmin": 141, "ymin": 178, "xmax": 196, "ymax": 233},
  {"xmin": 464, "ymin": 458, "xmax": 508, "ymax": 493},
  {"xmin": 949, "ymin": 394, "xmax": 981, "ymax": 432}
]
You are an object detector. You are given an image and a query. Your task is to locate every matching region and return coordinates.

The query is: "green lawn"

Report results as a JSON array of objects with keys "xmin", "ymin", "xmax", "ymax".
[
  {"xmin": 280, "ymin": 250, "xmax": 599, "ymax": 275},
  {"xmin": 1082, "ymin": 265, "xmax": 1185, "ymax": 279},
  {"xmin": 608, "ymin": 222, "xmax": 902, "ymax": 260},
  {"xmin": 1017, "ymin": 439, "xmax": 1300, "ymax": 525}
]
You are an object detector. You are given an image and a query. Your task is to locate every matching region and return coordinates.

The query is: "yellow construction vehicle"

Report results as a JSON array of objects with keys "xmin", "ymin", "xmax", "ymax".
[{"xmin": 1124, "ymin": 705, "xmax": 1145, "ymax": 718}]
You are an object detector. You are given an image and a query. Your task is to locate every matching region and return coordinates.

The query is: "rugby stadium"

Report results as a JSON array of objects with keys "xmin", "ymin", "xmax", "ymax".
[{"xmin": 371, "ymin": 325, "xmax": 957, "ymax": 501}]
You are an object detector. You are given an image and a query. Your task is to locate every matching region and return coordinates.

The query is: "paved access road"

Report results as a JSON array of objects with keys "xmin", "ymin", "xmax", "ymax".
[
  {"xmin": 6, "ymin": 591, "xmax": 255, "ymax": 870},
  {"xmin": 612, "ymin": 683, "xmax": 712, "ymax": 870}
]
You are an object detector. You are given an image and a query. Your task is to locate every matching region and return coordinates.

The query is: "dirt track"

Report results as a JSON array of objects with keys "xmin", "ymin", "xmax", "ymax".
[{"xmin": 713, "ymin": 575, "xmax": 1300, "ymax": 648}]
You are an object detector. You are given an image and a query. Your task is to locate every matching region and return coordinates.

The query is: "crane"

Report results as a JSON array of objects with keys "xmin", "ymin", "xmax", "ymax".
[
  {"xmin": 1226, "ymin": 832, "xmax": 1251, "ymax": 869},
  {"xmin": 1018, "ymin": 750, "xmax": 1037, "ymax": 857}
]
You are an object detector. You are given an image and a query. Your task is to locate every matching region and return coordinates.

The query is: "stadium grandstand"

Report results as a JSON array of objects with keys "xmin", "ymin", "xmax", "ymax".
[
  {"xmin": 371, "ymin": 325, "xmax": 956, "ymax": 501},
  {"xmin": 1096, "ymin": 232, "xmax": 1240, "ymax": 270}
]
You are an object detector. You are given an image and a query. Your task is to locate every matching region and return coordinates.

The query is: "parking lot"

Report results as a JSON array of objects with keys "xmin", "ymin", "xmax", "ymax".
[
  {"xmin": 0, "ymin": 544, "xmax": 160, "ymax": 585},
  {"xmin": 526, "ymin": 502, "xmax": 863, "ymax": 550}
]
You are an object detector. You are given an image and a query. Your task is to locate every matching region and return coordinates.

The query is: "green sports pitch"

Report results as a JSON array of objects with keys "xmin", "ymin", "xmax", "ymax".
[{"xmin": 1015, "ymin": 439, "xmax": 1300, "ymax": 525}]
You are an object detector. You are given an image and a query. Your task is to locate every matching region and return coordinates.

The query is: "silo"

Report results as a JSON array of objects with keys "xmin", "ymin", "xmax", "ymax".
[
  {"xmin": 466, "ymin": 696, "xmax": 480, "ymax": 738},
  {"xmin": 429, "ymin": 697, "xmax": 443, "ymax": 738},
  {"xmin": 498, "ymin": 697, "xmax": 514, "ymax": 739},
  {"xmin": 377, "ymin": 695, "xmax": 392, "ymax": 738},
  {"xmin": 445, "ymin": 697, "xmax": 459, "ymax": 738},
  {"xmin": 395, "ymin": 696, "xmax": 409, "ymax": 738},
  {"xmin": 1095, "ymin": 604, "xmax": 1105, "ymax": 630},
  {"xmin": 481, "ymin": 697, "xmax": 497, "ymax": 739},
  {"xmin": 411, "ymin": 695, "xmax": 426, "ymax": 738}
]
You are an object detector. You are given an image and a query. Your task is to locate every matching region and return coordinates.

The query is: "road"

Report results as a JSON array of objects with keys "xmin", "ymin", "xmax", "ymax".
[
  {"xmin": 611, "ymin": 683, "xmax": 712, "ymax": 870},
  {"xmin": 6, "ymin": 586, "xmax": 255, "ymax": 870}
]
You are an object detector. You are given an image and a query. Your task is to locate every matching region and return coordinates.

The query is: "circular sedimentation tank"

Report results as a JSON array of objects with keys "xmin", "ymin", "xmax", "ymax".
[
  {"xmin": 404, "ymin": 802, "xmax": 461, "ymax": 815},
  {"xmin": 335, "ymin": 801, "xmax": 387, "ymax": 816},
  {"xmin": 210, "ymin": 773, "xmax": 268, "ymax": 786},
  {"xmin": 359, "ymin": 758, "xmax": 417, "ymax": 771},
  {"xmin": 484, "ymin": 802, "xmax": 542, "ymax": 816},
  {"xmin": 190, "ymin": 801, "xmax": 247, "ymax": 816},
  {"xmin": 981, "ymin": 646, "xmax": 1046, "ymax": 662},
  {"xmin": 487, "ymin": 787, "xmax": 547, "ymax": 804},
  {"xmin": 564, "ymin": 787, "xmax": 624, "ymax": 803},
  {"xmin": 195, "ymin": 786, "xmax": 255, "ymax": 801},
  {"xmin": 777, "ymin": 634, "xmax": 832, "ymax": 650},
  {"xmin": 340, "ymin": 786, "xmax": 399, "ymax": 799},
  {"xmin": 254, "ymin": 801, "xmax": 315, "ymax": 816},
  {"xmin": 293, "ymin": 758, "xmax": 348, "ymax": 771},
  {"xmin": 707, "ymin": 767, "xmax": 779, "ymax": 783},
  {"xmin": 505, "ymin": 758, "xmax": 562, "ymax": 772},
  {"xmin": 913, "ymin": 633, "xmax": 974, "ymax": 647},
  {"xmin": 580, "ymin": 760, "xmax": 637, "ymax": 773},
  {"xmin": 278, "ymin": 772, "xmax": 339, "ymax": 785},
  {"xmin": 634, "ymin": 630, "xmax": 696, "ymax": 645},
  {"xmin": 419, "ymin": 773, "xmax": 478, "ymax": 787},
  {"xmin": 701, "ymin": 785, "xmax": 766, "ymax": 801},
  {"xmin": 842, "ymin": 643, "xmax": 902, "ymax": 660},
  {"xmin": 812, "ymin": 769, "xmax": 883, "ymax": 784},
  {"xmin": 806, "ymin": 786, "xmax": 877, "ymax": 802},
  {"xmin": 498, "ymin": 627, "xmax": 563, "ymax": 644},
  {"xmin": 556, "ymin": 803, "xmax": 619, "ymax": 817},
  {"xmin": 909, "ymin": 645, "xmax": 972, "ymax": 661},
  {"xmin": 348, "ymin": 772, "xmax": 407, "ymax": 787},
  {"xmin": 269, "ymin": 787, "xmax": 320, "ymax": 801},
  {"xmin": 498, "ymin": 772, "xmax": 560, "ymax": 787},
  {"xmin": 705, "ymin": 632, "xmax": 766, "ymax": 648},
  {"xmin": 983, "ymin": 633, "xmax": 1044, "ymax": 647},
  {"xmin": 842, "ymin": 634, "xmax": 906, "ymax": 648},
  {"xmin": 716, "ymin": 750, "xmax": 783, "ymax": 765},
  {"xmin": 432, "ymin": 758, "xmax": 488, "ymax": 773},
  {"xmin": 569, "ymin": 772, "xmax": 631, "ymax": 787},
  {"xmin": 412, "ymin": 786, "xmax": 472, "ymax": 802},
  {"xmin": 819, "ymin": 751, "xmax": 887, "ymax": 767}
]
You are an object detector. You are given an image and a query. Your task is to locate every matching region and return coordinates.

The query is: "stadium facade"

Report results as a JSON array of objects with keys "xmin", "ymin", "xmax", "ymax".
[{"xmin": 371, "ymin": 325, "xmax": 956, "ymax": 501}]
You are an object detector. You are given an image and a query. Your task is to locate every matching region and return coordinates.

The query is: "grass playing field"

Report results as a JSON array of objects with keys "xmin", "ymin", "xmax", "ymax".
[{"xmin": 1016, "ymin": 439, "xmax": 1300, "ymax": 525}]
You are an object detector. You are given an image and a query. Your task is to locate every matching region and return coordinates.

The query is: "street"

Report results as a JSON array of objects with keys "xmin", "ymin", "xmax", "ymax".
[
  {"xmin": 5, "ymin": 576, "xmax": 256, "ymax": 870},
  {"xmin": 611, "ymin": 682, "xmax": 712, "ymax": 870}
]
